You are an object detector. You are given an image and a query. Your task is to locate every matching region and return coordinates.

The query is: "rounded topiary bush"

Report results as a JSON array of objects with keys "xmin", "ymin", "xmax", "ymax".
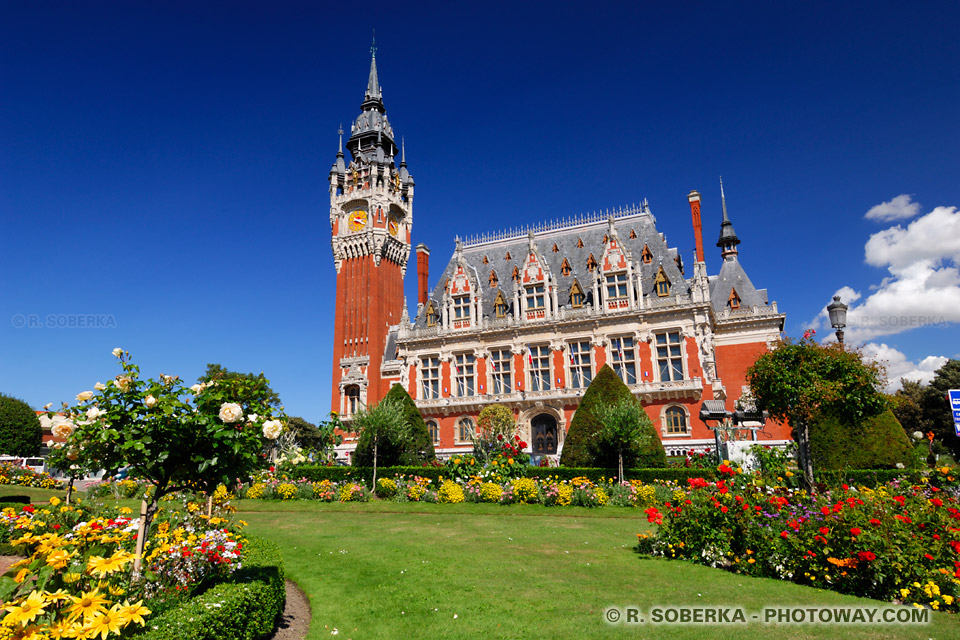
[
  {"xmin": 810, "ymin": 409, "xmax": 913, "ymax": 470},
  {"xmin": 0, "ymin": 393, "xmax": 42, "ymax": 456},
  {"xmin": 559, "ymin": 365, "xmax": 666, "ymax": 468}
]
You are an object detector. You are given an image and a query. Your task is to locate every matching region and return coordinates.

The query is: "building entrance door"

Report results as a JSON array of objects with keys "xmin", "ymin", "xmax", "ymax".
[{"xmin": 531, "ymin": 414, "xmax": 558, "ymax": 455}]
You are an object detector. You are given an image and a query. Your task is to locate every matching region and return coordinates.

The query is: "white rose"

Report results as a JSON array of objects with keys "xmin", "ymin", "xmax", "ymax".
[
  {"xmin": 112, "ymin": 348, "xmax": 123, "ymax": 358},
  {"xmin": 43, "ymin": 402, "xmax": 53, "ymax": 410},
  {"xmin": 912, "ymin": 431, "xmax": 924, "ymax": 440},
  {"xmin": 86, "ymin": 406, "xmax": 105, "ymax": 420},
  {"xmin": 145, "ymin": 395, "xmax": 157, "ymax": 409},
  {"xmin": 262, "ymin": 419, "xmax": 283, "ymax": 440},
  {"xmin": 218, "ymin": 403, "xmax": 243, "ymax": 423},
  {"xmin": 246, "ymin": 414, "xmax": 259, "ymax": 423},
  {"xmin": 51, "ymin": 418, "xmax": 75, "ymax": 439},
  {"xmin": 66, "ymin": 449, "xmax": 78, "ymax": 461},
  {"xmin": 76, "ymin": 390, "xmax": 94, "ymax": 403},
  {"xmin": 190, "ymin": 384, "xmax": 203, "ymax": 395},
  {"xmin": 113, "ymin": 376, "xmax": 131, "ymax": 392},
  {"xmin": 94, "ymin": 382, "xmax": 106, "ymax": 391},
  {"xmin": 39, "ymin": 415, "xmax": 52, "ymax": 429}
]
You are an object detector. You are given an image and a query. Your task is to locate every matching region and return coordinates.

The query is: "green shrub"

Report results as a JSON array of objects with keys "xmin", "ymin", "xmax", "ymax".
[
  {"xmin": 352, "ymin": 384, "xmax": 435, "ymax": 467},
  {"xmin": 813, "ymin": 469, "xmax": 922, "ymax": 487},
  {"xmin": 0, "ymin": 394, "xmax": 42, "ymax": 457},
  {"xmin": 559, "ymin": 365, "xmax": 666, "ymax": 468},
  {"xmin": 0, "ymin": 496, "xmax": 31, "ymax": 504},
  {"xmin": 810, "ymin": 409, "xmax": 913, "ymax": 470},
  {"xmin": 133, "ymin": 536, "xmax": 284, "ymax": 640}
]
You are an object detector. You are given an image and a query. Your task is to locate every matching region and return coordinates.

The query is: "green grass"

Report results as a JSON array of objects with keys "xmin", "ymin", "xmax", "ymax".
[
  {"xmin": 5, "ymin": 487, "xmax": 959, "ymax": 639},
  {"xmin": 238, "ymin": 500, "xmax": 960, "ymax": 640}
]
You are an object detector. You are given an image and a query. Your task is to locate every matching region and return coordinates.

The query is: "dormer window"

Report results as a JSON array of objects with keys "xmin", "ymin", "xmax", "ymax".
[
  {"xmin": 675, "ymin": 254, "xmax": 684, "ymax": 275},
  {"xmin": 602, "ymin": 234, "xmax": 609, "ymax": 244},
  {"xmin": 552, "ymin": 243, "xmax": 559, "ymax": 252},
  {"xmin": 586, "ymin": 254, "xmax": 597, "ymax": 272},
  {"xmin": 641, "ymin": 245, "xmax": 653, "ymax": 264},
  {"xmin": 453, "ymin": 294, "xmax": 471, "ymax": 320},
  {"xmin": 605, "ymin": 272, "xmax": 628, "ymax": 299},
  {"xmin": 560, "ymin": 258, "xmax": 571, "ymax": 277},
  {"xmin": 482, "ymin": 255, "xmax": 489, "ymax": 265},
  {"xmin": 576, "ymin": 237, "xmax": 584, "ymax": 248},
  {"xmin": 505, "ymin": 251, "xmax": 512, "ymax": 261},
  {"xmin": 489, "ymin": 270, "xmax": 498, "ymax": 288},
  {"xmin": 654, "ymin": 267, "xmax": 670, "ymax": 297},
  {"xmin": 525, "ymin": 284, "xmax": 545, "ymax": 310},
  {"xmin": 728, "ymin": 288, "xmax": 741, "ymax": 310},
  {"xmin": 629, "ymin": 229, "xmax": 637, "ymax": 239},
  {"xmin": 494, "ymin": 291, "xmax": 508, "ymax": 318},
  {"xmin": 425, "ymin": 301, "xmax": 438, "ymax": 327},
  {"xmin": 512, "ymin": 266, "xmax": 520, "ymax": 283},
  {"xmin": 570, "ymin": 282, "xmax": 585, "ymax": 308}
]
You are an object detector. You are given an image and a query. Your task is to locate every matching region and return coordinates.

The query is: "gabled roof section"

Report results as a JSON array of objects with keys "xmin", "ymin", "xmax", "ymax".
[{"xmin": 709, "ymin": 256, "xmax": 767, "ymax": 312}]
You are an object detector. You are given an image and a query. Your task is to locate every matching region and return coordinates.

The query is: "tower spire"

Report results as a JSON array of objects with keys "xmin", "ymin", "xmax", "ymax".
[
  {"xmin": 365, "ymin": 33, "xmax": 381, "ymax": 103},
  {"xmin": 716, "ymin": 177, "xmax": 741, "ymax": 259}
]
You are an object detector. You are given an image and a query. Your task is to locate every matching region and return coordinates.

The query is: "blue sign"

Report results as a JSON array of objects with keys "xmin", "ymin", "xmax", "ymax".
[{"xmin": 950, "ymin": 390, "xmax": 960, "ymax": 437}]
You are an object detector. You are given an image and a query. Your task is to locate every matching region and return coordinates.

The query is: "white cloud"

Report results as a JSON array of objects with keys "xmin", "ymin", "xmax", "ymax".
[
  {"xmin": 810, "ymin": 204, "xmax": 960, "ymax": 343},
  {"xmin": 860, "ymin": 343, "xmax": 948, "ymax": 392},
  {"xmin": 864, "ymin": 194, "xmax": 922, "ymax": 222}
]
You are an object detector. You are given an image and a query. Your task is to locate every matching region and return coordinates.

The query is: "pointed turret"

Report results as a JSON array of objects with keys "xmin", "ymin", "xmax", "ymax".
[
  {"xmin": 716, "ymin": 177, "xmax": 741, "ymax": 259},
  {"xmin": 363, "ymin": 40, "xmax": 381, "ymax": 105},
  {"xmin": 347, "ymin": 41, "xmax": 397, "ymax": 161}
]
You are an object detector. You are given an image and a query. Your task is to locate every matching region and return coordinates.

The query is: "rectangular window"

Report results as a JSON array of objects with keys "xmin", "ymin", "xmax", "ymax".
[
  {"xmin": 656, "ymin": 331, "xmax": 685, "ymax": 381},
  {"xmin": 568, "ymin": 340, "xmax": 592, "ymax": 389},
  {"xmin": 420, "ymin": 356, "xmax": 441, "ymax": 399},
  {"xmin": 610, "ymin": 336, "xmax": 637, "ymax": 385},
  {"xmin": 525, "ymin": 284, "xmax": 545, "ymax": 310},
  {"xmin": 529, "ymin": 345, "xmax": 551, "ymax": 392},
  {"xmin": 605, "ymin": 272, "xmax": 628, "ymax": 299},
  {"xmin": 454, "ymin": 353, "xmax": 476, "ymax": 397},
  {"xmin": 571, "ymin": 288, "xmax": 585, "ymax": 308},
  {"xmin": 490, "ymin": 348, "xmax": 512, "ymax": 395},
  {"xmin": 453, "ymin": 295, "xmax": 471, "ymax": 319}
]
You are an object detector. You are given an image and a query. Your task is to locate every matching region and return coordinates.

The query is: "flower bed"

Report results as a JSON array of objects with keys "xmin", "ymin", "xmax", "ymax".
[
  {"xmin": 0, "ymin": 461, "xmax": 63, "ymax": 490},
  {"xmin": 636, "ymin": 474, "xmax": 960, "ymax": 611}
]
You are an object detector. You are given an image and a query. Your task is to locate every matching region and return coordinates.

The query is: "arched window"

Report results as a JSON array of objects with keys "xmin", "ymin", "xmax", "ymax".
[
  {"xmin": 426, "ymin": 420, "xmax": 440, "ymax": 444},
  {"xmin": 457, "ymin": 417, "xmax": 475, "ymax": 443},
  {"xmin": 344, "ymin": 385, "xmax": 360, "ymax": 416},
  {"xmin": 664, "ymin": 406, "xmax": 688, "ymax": 435}
]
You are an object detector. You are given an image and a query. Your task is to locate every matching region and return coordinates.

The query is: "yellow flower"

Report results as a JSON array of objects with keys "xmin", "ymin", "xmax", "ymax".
[
  {"xmin": 46, "ymin": 548, "xmax": 78, "ymax": 570},
  {"xmin": 119, "ymin": 600, "xmax": 151, "ymax": 626},
  {"xmin": 748, "ymin": 558, "xmax": 755, "ymax": 564},
  {"xmin": 119, "ymin": 507, "xmax": 132, "ymax": 515},
  {"xmin": 47, "ymin": 617, "xmax": 76, "ymax": 639},
  {"xmin": 63, "ymin": 572, "xmax": 83, "ymax": 584},
  {"xmin": 86, "ymin": 603, "xmax": 125, "ymax": 640},
  {"xmin": 49, "ymin": 497, "xmax": 61, "ymax": 506},
  {"xmin": 900, "ymin": 588, "xmax": 911, "ymax": 598},
  {"xmin": 3, "ymin": 591, "xmax": 48, "ymax": 626},
  {"xmin": 13, "ymin": 568, "xmax": 31, "ymax": 583},
  {"xmin": 66, "ymin": 588, "xmax": 109, "ymax": 621}
]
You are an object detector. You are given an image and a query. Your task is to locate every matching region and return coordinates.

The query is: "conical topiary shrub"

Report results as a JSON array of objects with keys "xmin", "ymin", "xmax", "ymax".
[
  {"xmin": 809, "ymin": 409, "xmax": 913, "ymax": 470},
  {"xmin": 0, "ymin": 393, "xmax": 42, "ymax": 457},
  {"xmin": 559, "ymin": 365, "xmax": 666, "ymax": 468},
  {"xmin": 352, "ymin": 384, "xmax": 435, "ymax": 467}
]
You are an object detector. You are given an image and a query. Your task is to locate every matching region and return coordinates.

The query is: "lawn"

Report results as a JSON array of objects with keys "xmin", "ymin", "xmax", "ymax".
[{"xmin": 5, "ymin": 487, "xmax": 960, "ymax": 639}]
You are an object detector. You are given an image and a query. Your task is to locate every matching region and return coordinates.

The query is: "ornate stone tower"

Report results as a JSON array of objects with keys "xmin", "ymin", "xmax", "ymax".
[{"xmin": 328, "ymin": 45, "xmax": 414, "ymax": 416}]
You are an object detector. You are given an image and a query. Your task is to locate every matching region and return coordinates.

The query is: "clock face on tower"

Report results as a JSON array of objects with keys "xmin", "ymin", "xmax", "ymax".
[{"xmin": 348, "ymin": 210, "xmax": 368, "ymax": 233}]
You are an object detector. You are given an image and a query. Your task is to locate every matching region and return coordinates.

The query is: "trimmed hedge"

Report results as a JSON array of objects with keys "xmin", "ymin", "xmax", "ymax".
[
  {"xmin": 0, "ymin": 394, "xmax": 42, "ymax": 457},
  {"xmin": 133, "ymin": 535, "xmax": 285, "ymax": 640},
  {"xmin": 810, "ymin": 409, "xmax": 913, "ymax": 470},
  {"xmin": 282, "ymin": 465, "xmax": 719, "ymax": 484},
  {"xmin": 813, "ymin": 469, "xmax": 922, "ymax": 488},
  {"xmin": 0, "ymin": 496, "xmax": 31, "ymax": 504}
]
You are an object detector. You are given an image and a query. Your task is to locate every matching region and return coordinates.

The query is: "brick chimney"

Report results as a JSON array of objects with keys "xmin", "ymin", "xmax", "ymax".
[
  {"xmin": 416, "ymin": 244, "xmax": 430, "ymax": 305},
  {"xmin": 688, "ymin": 190, "xmax": 705, "ymax": 263}
]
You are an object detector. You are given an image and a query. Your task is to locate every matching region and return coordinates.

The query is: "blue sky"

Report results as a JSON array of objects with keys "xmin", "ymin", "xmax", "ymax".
[{"xmin": 2, "ymin": 1, "xmax": 958, "ymax": 423}]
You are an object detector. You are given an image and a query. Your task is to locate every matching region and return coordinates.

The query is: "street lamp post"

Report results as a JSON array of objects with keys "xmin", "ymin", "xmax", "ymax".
[{"xmin": 827, "ymin": 295, "xmax": 848, "ymax": 350}]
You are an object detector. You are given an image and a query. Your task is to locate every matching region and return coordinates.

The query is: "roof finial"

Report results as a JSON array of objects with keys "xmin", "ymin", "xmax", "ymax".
[
  {"xmin": 364, "ymin": 33, "xmax": 381, "ymax": 102},
  {"xmin": 371, "ymin": 29, "xmax": 377, "ymax": 58},
  {"xmin": 401, "ymin": 136, "xmax": 406, "ymax": 163},
  {"xmin": 337, "ymin": 124, "xmax": 343, "ymax": 154},
  {"xmin": 720, "ymin": 176, "xmax": 730, "ymax": 222}
]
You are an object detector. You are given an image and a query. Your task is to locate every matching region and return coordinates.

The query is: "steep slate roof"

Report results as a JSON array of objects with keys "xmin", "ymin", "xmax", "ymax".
[
  {"xmin": 412, "ymin": 207, "xmax": 692, "ymax": 328},
  {"xmin": 708, "ymin": 256, "xmax": 767, "ymax": 311}
]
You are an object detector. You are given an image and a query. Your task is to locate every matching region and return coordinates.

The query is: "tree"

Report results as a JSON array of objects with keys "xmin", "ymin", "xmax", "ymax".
[
  {"xmin": 67, "ymin": 349, "xmax": 286, "ymax": 572},
  {"xmin": 350, "ymin": 397, "xmax": 406, "ymax": 488},
  {"xmin": 0, "ymin": 393, "xmax": 42, "ymax": 456},
  {"xmin": 472, "ymin": 404, "xmax": 516, "ymax": 465},
  {"xmin": 352, "ymin": 384, "xmax": 435, "ymax": 468},
  {"xmin": 747, "ymin": 336, "xmax": 887, "ymax": 488},
  {"xmin": 560, "ymin": 365, "xmax": 666, "ymax": 468},
  {"xmin": 592, "ymin": 399, "xmax": 653, "ymax": 481},
  {"xmin": 925, "ymin": 359, "xmax": 960, "ymax": 457},
  {"xmin": 198, "ymin": 363, "xmax": 282, "ymax": 409}
]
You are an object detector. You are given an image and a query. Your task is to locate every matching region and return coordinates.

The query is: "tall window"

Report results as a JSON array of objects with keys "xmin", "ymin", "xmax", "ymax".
[
  {"xmin": 664, "ymin": 406, "xmax": 688, "ymax": 434},
  {"xmin": 656, "ymin": 331, "xmax": 685, "ymax": 381},
  {"xmin": 525, "ymin": 284, "xmax": 545, "ymax": 310},
  {"xmin": 605, "ymin": 272, "xmax": 628, "ymax": 299},
  {"xmin": 453, "ymin": 294, "xmax": 471, "ymax": 320},
  {"xmin": 490, "ymin": 348, "xmax": 512, "ymax": 394},
  {"xmin": 425, "ymin": 302, "xmax": 438, "ymax": 327},
  {"xmin": 568, "ymin": 340, "xmax": 592, "ymax": 389},
  {"xmin": 454, "ymin": 353, "xmax": 476, "ymax": 397},
  {"xmin": 610, "ymin": 336, "xmax": 637, "ymax": 385},
  {"xmin": 529, "ymin": 345, "xmax": 551, "ymax": 391},
  {"xmin": 426, "ymin": 420, "xmax": 440, "ymax": 444},
  {"xmin": 421, "ymin": 356, "xmax": 441, "ymax": 399},
  {"xmin": 457, "ymin": 417, "xmax": 475, "ymax": 443},
  {"xmin": 345, "ymin": 385, "xmax": 360, "ymax": 416},
  {"xmin": 655, "ymin": 267, "xmax": 670, "ymax": 297}
]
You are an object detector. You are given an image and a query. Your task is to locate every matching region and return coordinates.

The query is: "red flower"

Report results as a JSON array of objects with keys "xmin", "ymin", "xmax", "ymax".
[
  {"xmin": 857, "ymin": 551, "xmax": 876, "ymax": 562},
  {"xmin": 22, "ymin": 505, "xmax": 34, "ymax": 514},
  {"xmin": 819, "ymin": 527, "xmax": 829, "ymax": 535},
  {"xmin": 780, "ymin": 531, "xmax": 789, "ymax": 538},
  {"xmin": 720, "ymin": 506, "xmax": 728, "ymax": 513},
  {"xmin": 850, "ymin": 527, "xmax": 861, "ymax": 536},
  {"xmin": 842, "ymin": 484, "xmax": 849, "ymax": 490},
  {"xmin": 821, "ymin": 506, "xmax": 830, "ymax": 516},
  {"xmin": 925, "ymin": 553, "xmax": 934, "ymax": 561},
  {"xmin": 869, "ymin": 519, "xmax": 881, "ymax": 526},
  {"xmin": 519, "ymin": 441, "xmax": 527, "ymax": 448},
  {"xmin": 932, "ymin": 498, "xmax": 944, "ymax": 507}
]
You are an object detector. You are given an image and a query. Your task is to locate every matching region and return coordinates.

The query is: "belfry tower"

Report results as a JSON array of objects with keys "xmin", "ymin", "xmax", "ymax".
[{"xmin": 328, "ymin": 44, "xmax": 414, "ymax": 416}]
